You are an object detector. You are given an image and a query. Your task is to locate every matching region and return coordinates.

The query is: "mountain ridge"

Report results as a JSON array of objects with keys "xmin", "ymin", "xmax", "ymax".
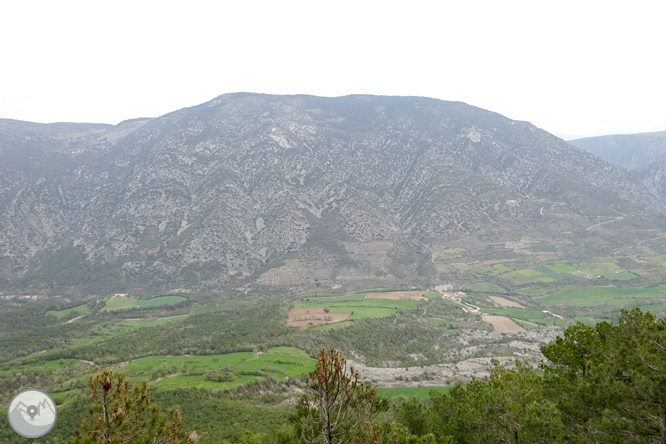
[
  {"xmin": 570, "ymin": 129, "xmax": 666, "ymax": 200},
  {"xmin": 1, "ymin": 94, "xmax": 664, "ymax": 295}
]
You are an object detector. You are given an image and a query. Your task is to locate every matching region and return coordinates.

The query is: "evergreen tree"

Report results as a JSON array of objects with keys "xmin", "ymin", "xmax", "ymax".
[
  {"xmin": 69, "ymin": 369, "xmax": 197, "ymax": 444},
  {"xmin": 541, "ymin": 308, "xmax": 666, "ymax": 443},
  {"xmin": 291, "ymin": 348, "xmax": 388, "ymax": 444},
  {"xmin": 430, "ymin": 360, "xmax": 564, "ymax": 443}
]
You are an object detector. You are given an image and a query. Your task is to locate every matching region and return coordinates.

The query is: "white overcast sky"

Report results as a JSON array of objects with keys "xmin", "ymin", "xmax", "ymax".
[{"xmin": 0, "ymin": 0, "xmax": 664, "ymax": 138}]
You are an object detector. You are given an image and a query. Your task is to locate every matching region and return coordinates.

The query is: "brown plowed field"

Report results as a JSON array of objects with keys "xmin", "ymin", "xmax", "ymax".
[
  {"xmin": 489, "ymin": 296, "xmax": 526, "ymax": 308},
  {"xmin": 287, "ymin": 307, "xmax": 351, "ymax": 328},
  {"xmin": 481, "ymin": 315, "xmax": 525, "ymax": 333},
  {"xmin": 365, "ymin": 291, "xmax": 427, "ymax": 300}
]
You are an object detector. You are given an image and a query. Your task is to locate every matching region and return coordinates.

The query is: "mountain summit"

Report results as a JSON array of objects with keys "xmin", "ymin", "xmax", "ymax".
[{"xmin": 1, "ymin": 94, "xmax": 663, "ymax": 294}]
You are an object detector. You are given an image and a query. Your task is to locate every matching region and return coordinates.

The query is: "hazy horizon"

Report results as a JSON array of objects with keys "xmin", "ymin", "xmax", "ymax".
[{"xmin": 1, "ymin": 1, "xmax": 665, "ymax": 138}]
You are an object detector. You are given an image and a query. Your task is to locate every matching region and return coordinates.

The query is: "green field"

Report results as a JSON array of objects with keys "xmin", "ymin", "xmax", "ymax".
[
  {"xmin": 119, "ymin": 315, "xmax": 188, "ymax": 327},
  {"xmin": 514, "ymin": 320, "xmax": 538, "ymax": 329},
  {"xmin": 151, "ymin": 374, "xmax": 258, "ymax": 390},
  {"xmin": 515, "ymin": 288, "xmax": 551, "ymax": 296},
  {"xmin": 376, "ymin": 386, "xmax": 453, "ymax": 399},
  {"xmin": 296, "ymin": 298, "xmax": 420, "ymax": 310},
  {"xmin": 265, "ymin": 346, "xmax": 310, "ymax": 358},
  {"xmin": 579, "ymin": 262, "xmax": 622, "ymax": 272},
  {"xmin": 478, "ymin": 263, "xmax": 515, "ymax": 275},
  {"xmin": 604, "ymin": 271, "xmax": 639, "ymax": 281},
  {"xmin": 232, "ymin": 353, "xmax": 313, "ymax": 378},
  {"xmin": 327, "ymin": 306, "xmax": 400, "ymax": 319},
  {"xmin": 463, "ymin": 282, "xmax": 507, "ymax": 293},
  {"xmin": 0, "ymin": 358, "xmax": 83, "ymax": 374},
  {"xmin": 102, "ymin": 296, "xmax": 139, "ymax": 311},
  {"xmin": 543, "ymin": 261, "xmax": 577, "ymax": 272},
  {"xmin": 102, "ymin": 295, "xmax": 187, "ymax": 311},
  {"xmin": 575, "ymin": 317, "xmax": 605, "ymax": 326},
  {"xmin": 496, "ymin": 261, "xmax": 631, "ymax": 285},
  {"xmin": 645, "ymin": 254, "xmax": 666, "ymax": 264},
  {"xmin": 538, "ymin": 284, "xmax": 666, "ymax": 307},
  {"xmin": 50, "ymin": 388, "xmax": 82, "ymax": 405},
  {"xmin": 490, "ymin": 264, "xmax": 514, "ymax": 274},
  {"xmin": 47, "ymin": 305, "xmax": 90, "ymax": 318},
  {"xmin": 118, "ymin": 351, "xmax": 316, "ymax": 390},
  {"xmin": 300, "ymin": 294, "xmax": 367, "ymax": 303},
  {"xmin": 442, "ymin": 248, "xmax": 464, "ymax": 254},
  {"xmin": 136, "ymin": 296, "xmax": 187, "ymax": 307},
  {"xmin": 501, "ymin": 267, "xmax": 581, "ymax": 285},
  {"xmin": 295, "ymin": 293, "xmax": 426, "ymax": 322},
  {"xmin": 124, "ymin": 353, "xmax": 254, "ymax": 374},
  {"xmin": 291, "ymin": 291, "xmax": 440, "ymax": 328}
]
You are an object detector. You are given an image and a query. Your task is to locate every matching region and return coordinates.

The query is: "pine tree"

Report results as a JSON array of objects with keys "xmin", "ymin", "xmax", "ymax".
[
  {"xmin": 291, "ymin": 348, "xmax": 388, "ymax": 444},
  {"xmin": 69, "ymin": 369, "xmax": 197, "ymax": 444}
]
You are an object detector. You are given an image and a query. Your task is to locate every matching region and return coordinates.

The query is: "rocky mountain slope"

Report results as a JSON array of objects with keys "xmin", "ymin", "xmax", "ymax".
[
  {"xmin": 1, "ymin": 94, "xmax": 665, "ymax": 295},
  {"xmin": 570, "ymin": 130, "xmax": 666, "ymax": 200}
]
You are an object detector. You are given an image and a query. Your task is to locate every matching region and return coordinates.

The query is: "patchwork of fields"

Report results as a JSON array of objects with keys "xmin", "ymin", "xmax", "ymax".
[
  {"xmin": 452, "ymin": 255, "xmax": 666, "ymax": 326},
  {"xmin": 538, "ymin": 284, "xmax": 666, "ymax": 308},
  {"xmin": 469, "ymin": 260, "xmax": 641, "ymax": 286},
  {"xmin": 288, "ymin": 291, "xmax": 440, "ymax": 329},
  {"xmin": 14, "ymin": 347, "xmax": 317, "ymax": 406},
  {"xmin": 9, "ymin": 248, "xmax": 666, "ymax": 411}
]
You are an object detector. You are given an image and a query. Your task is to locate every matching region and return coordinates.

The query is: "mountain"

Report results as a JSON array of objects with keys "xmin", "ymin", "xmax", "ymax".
[
  {"xmin": 1, "ymin": 94, "xmax": 665, "ymax": 295},
  {"xmin": 570, "ymin": 130, "xmax": 666, "ymax": 200},
  {"xmin": 570, "ymin": 130, "xmax": 666, "ymax": 172}
]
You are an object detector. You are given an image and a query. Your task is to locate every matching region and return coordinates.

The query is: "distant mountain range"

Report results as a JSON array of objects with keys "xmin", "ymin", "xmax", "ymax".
[
  {"xmin": 570, "ymin": 130, "xmax": 666, "ymax": 200},
  {"xmin": 1, "ymin": 94, "xmax": 665, "ymax": 295}
]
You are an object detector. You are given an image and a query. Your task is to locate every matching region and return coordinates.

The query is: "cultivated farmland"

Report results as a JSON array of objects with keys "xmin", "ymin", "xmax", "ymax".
[
  {"xmin": 288, "ymin": 291, "xmax": 430, "ymax": 328},
  {"xmin": 101, "ymin": 295, "xmax": 187, "ymax": 311}
]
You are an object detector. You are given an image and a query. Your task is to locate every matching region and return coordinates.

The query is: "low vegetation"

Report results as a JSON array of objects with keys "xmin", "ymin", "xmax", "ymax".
[
  {"xmin": 9, "ymin": 312, "xmax": 666, "ymax": 444},
  {"xmin": 5, "ymin": 247, "xmax": 666, "ymax": 443}
]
